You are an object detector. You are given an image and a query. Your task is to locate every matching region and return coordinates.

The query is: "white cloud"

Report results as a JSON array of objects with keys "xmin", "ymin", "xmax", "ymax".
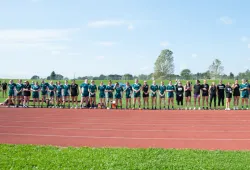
[
  {"xmin": 241, "ymin": 36, "xmax": 248, "ymax": 42},
  {"xmin": 96, "ymin": 56, "xmax": 105, "ymax": 60},
  {"xmin": 160, "ymin": 41, "xmax": 169, "ymax": 47},
  {"xmin": 128, "ymin": 24, "xmax": 134, "ymax": 30},
  {"xmin": 191, "ymin": 53, "xmax": 198, "ymax": 58},
  {"xmin": 88, "ymin": 20, "xmax": 125, "ymax": 28},
  {"xmin": 140, "ymin": 66, "xmax": 149, "ymax": 70},
  {"xmin": 98, "ymin": 41, "xmax": 116, "ymax": 47},
  {"xmin": 220, "ymin": 16, "xmax": 233, "ymax": 25}
]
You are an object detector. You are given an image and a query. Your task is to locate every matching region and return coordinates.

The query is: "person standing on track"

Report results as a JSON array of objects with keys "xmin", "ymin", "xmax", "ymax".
[
  {"xmin": 225, "ymin": 82, "xmax": 233, "ymax": 110},
  {"xmin": 2, "ymin": 80, "xmax": 7, "ymax": 98},
  {"xmin": 98, "ymin": 81, "xmax": 106, "ymax": 108},
  {"xmin": 232, "ymin": 79, "xmax": 240, "ymax": 110},
  {"xmin": 80, "ymin": 79, "xmax": 90, "ymax": 109},
  {"xmin": 70, "ymin": 80, "xmax": 79, "ymax": 109},
  {"xmin": 114, "ymin": 82, "xmax": 123, "ymax": 109},
  {"xmin": 193, "ymin": 80, "xmax": 202, "ymax": 110},
  {"xmin": 105, "ymin": 80, "xmax": 114, "ymax": 109},
  {"xmin": 217, "ymin": 80, "xmax": 226, "ymax": 110},
  {"xmin": 132, "ymin": 79, "xmax": 142, "ymax": 109},
  {"xmin": 184, "ymin": 81, "xmax": 192, "ymax": 110},
  {"xmin": 158, "ymin": 81, "xmax": 167, "ymax": 110},
  {"xmin": 40, "ymin": 80, "xmax": 48, "ymax": 108},
  {"xmin": 31, "ymin": 81, "xmax": 40, "ymax": 108},
  {"xmin": 56, "ymin": 81, "xmax": 63, "ymax": 108},
  {"xmin": 201, "ymin": 80, "xmax": 209, "ymax": 110},
  {"xmin": 142, "ymin": 81, "xmax": 149, "ymax": 110},
  {"xmin": 7, "ymin": 80, "xmax": 16, "ymax": 107},
  {"xmin": 48, "ymin": 81, "xmax": 56, "ymax": 108},
  {"xmin": 124, "ymin": 82, "xmax": 132, "ymax": 109},
  {"xmin": 150, "ymin": 80, "xmax": 158, "ymax": 110},
  {"xmin": 166, "ymin": 80, "xmax": 175, "ymax": 110},
  {"xmin": 240, "ymin": 79, "xmax": 249, "ymax": 110},
  {"xmin": 15, "ymin": 79, "xmax": 23, "ymax": 108},
  {"xmin": 209, "ymin": 82, "xmax": 217, "ymax": 110},
  {"xmin": 88, "ymin": 80, "xmax": 97, "ymax": 109},
  {"xmin": 175, "ymin": 81, "xmax": 184, "ymax": 110},
  {"xmin": 63, "ymin": 80, "xmax": 71, "ymax": 109},
  {"xmin": 23, "ymin": 81, "xmax": 31, "ymax": 108}
]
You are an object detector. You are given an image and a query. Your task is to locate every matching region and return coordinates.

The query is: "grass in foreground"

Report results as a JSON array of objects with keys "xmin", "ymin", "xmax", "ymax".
[{"xmin": 1, "ymin": 144, "xmax": 250, "ymax": 170}]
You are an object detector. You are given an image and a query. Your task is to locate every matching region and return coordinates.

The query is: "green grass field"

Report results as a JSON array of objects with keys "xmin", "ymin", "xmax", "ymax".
[
  {"xmin": 1, "ymin": 144, "xmax": 250, "ymax": 170},
  {"xmin": 0, "ymin": 79, "xmax": 241, "ymax": 108}
]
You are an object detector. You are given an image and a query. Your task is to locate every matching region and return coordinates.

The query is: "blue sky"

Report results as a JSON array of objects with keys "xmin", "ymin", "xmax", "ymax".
[{"xmin": 0, "ymin": 0, "xmax": 249, "ymax": 79}]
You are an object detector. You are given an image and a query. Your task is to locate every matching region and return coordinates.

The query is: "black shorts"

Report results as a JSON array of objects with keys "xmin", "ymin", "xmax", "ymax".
[
  {"xmin": 23, "ymin": 92, "xmax": 31, "ymax": 97},
  {"xmin": 71, "ymin": 93, "xmax": 78, "ymax": 97},
  {"xmin": 233, "ymin": 92, "xmax": 240, "ymax": 97},
  {"xmin": 90, "ymin": 93, "xmax": 96, "ymax": 98},
  {"xmin": 143, "ymin": 93, "xmax": 149, "ymax": 98},
  {"xmin": 185, "ymin": 91, "xmax": 191, "ymax": 97},
  {"xmin": 202, "ymin": 93, "xmax": 209, "ymax": 97},
  {"xmin": 2, "ymin": 87, "xmax": 7, "ymax": 90},
  {"xmin": 226, "ymin": 94, "xmax": 232, "ymax": 98}
]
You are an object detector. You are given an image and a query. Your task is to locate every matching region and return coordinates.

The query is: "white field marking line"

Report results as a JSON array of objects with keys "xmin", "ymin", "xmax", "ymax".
[
  {"xmin": 0, "ymin": 125, "xmax": 250, "ymax": 133},
  {"xmin": 1, "ymin": 132, "xmax": 250, "ymax": 141}
]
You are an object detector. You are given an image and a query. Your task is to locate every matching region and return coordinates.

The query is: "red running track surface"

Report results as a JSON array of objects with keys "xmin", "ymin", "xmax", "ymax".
[{"xmin": 0, "ymin": 108, "xmax": 250, "ymax": 150}]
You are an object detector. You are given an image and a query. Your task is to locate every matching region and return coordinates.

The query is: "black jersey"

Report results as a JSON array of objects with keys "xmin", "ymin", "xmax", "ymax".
[
  {"xmin": 23, "ymin": 84, "xmax": 31, "ymax": 96},
  {"xmin": 176, "ymin": 85, "xmax": 184, "ymax": 96},
  {"xmin": 210, "ymin": 85, "xmax": 217, "ymax": 95},
  {"xmin": 201, "ymin": 84, "xmax": 209, "ymax": 95},
  {"xmin": 142, "ymin": 84, "xmax": 149, "ymax": 93},
  {"xmin": 194, "ymin": 84, "xmax": 202, "ymax": 95},
  {"xmin": 225, "ymin": 85, "xmax": 233, "ymax": 94},
  {"xmin": 217, "ymin": 84, "xmax": 225, "ymax": 96},
  {"xmin": 2, "ymin": 82, "xmax": 7, "ymax": 90},
  {"xmin": 71, "ymin": 84, "xmax": 78, "ymax": 95},
  {"xmin": 233, "ymin": 83, "xmax": 240, "ymax": 96}
]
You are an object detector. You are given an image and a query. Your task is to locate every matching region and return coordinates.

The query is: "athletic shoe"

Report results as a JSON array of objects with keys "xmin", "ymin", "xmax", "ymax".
[
  {"xmin": 75, "ymin": 106, "xmax": 78, "ymax": 109},
  {"xmin": 189, "ymin": 107, "xmax": 192, "ymax": 110},
  {"xmin": 198, "ymin": 107, "xmax": 201, "ymax": 110},
  {"xmin": 71, "ymin": 106, "xmax": 74, "ymax": 109},
  {"xmin": 193, "ymin": 107, "xmax": 196, "ymax": 110},
  {"xmin": 185, "ymin": 107, "xmax": 187, "ymax": 110}
]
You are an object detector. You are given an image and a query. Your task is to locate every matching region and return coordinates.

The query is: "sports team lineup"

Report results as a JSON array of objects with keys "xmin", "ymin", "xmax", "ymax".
[{"xmin": 1, "ymin": 78, "xmax": 249, "ymax": 110}]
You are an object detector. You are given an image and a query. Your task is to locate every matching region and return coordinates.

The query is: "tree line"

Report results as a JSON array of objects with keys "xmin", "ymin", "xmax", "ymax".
[{"xmin": 30, "ymin": 49, "xmax": 250, "ymax": 80}]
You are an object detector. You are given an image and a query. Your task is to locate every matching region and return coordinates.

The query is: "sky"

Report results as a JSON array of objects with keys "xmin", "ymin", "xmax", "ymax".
[{"xmin": 0, "ymin": 0, "xmax": 250, "ymax": 79}]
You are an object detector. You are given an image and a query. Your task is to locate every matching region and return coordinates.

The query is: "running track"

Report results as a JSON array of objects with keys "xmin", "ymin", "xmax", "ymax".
[{"xmin": 0, "ymin": 108, "xmax": 250, "ymax": 150}]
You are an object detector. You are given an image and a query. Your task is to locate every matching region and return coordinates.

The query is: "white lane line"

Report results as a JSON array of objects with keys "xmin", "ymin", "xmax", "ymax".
[
  {"xmin": 0, "ymin": 125, "xmax": 250, "ymax": 132},
  {"xmin": 1, "ymin": 132, "xmax": 250, "ymax": 141}
]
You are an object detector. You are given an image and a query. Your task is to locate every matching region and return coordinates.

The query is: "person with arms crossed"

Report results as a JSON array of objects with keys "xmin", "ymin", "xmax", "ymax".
[
  {"xmin": 240, "ymin": 79, "xmax": 249, "ymax": 110},
  {"xmin": 232, "ymin": 79, "xmax": 240, "ymax": 110},
  {"xmin": 217, "ymin": 80, "xmax": 226, "ymax": 110},
  {"xmin": 98, "ymin": 81, "xmax": 106, "ymax": 108},
  {"xmin": 56, "ymin": 81, "xmax": 63, "ymax": 108},
  {"xmin": 105, "ymin": 80, "xmax": 114, "ymax": 109},
  {"xmin": 150, "ymin": 80, "xmax": 158, "ymax": 110},
  {"xmin": 23, "ymin": 81, "xmax": 31, "ymax": 108},
  {"xmin": 142, "ymin": 81, "xmax": 149, "ymax": 110},
  {"xmin": 7, "ymin": 80, "xmax": 16, "ymax": 108},
  {"xmin": 166, "ymin": 80, "xmax": 175, "ymax": 110},
  {"xmin": 176, "ymin": 81, "xmax": 184, "ymax": 110},
  {"xmin": 70, "ymin": 80, "xmax": 79, "ymax": 109},
  {"xmin": 40, "ymin": 80, "xmax": 48, "ymax": 108},
  {"xmin": 15, "ymin": 79, "xmax": 23, "ymax": 108},
  {"xmin": 193, "ymin": 80, "xmax": 202, "ymax": 110},
  {"xmin": 225, "ymin": 82, "xmax": 233, "ymax": 110},
  {"xmin": 184, "ymin": 81, "xmax": 192, "ymax": 110},
  {"xmin": 2, "ymin": 80, "xmax": 7, "ymax": 98},
  {"xmin": 80, "ymin": 79, "xmax": 90, "ymax": 109},
  {"xmin": 31, "ymin": 81, "xmax": 40, "ymax": 108},
  {"xmin": 132, "ymin": 79, "xmax": 142, "ymax": 109},
  {"xmin": 88, "ymin": 80, "xmax": 97, "ymax": 109},
  {"xmin": 209, "ymin": 82, "xmax": 217, "ymax": 110},
  {"xmin": 201, "ymin": 80, "xmax": 209, "ymax": 110},
  {"xmin": 114, "ymin": 82, "xmax": 124, "ymax": 109},
  {"xmin": 158, "ymin": 81, "xmax": 167, "ymax": 110},
  {"xmin": 124, "ymin": 82, "xmax": 132, "ymax": 109}
]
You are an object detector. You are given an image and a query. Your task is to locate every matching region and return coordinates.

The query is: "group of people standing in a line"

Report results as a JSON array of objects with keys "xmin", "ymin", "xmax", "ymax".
[{"xmin": 1, "ymin": 78, "xmax": 249, "ymax": 110}]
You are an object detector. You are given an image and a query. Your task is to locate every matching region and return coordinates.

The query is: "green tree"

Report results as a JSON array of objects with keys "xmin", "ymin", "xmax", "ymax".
[
  {"xmin": 154, "ymin": 49, "xmax": 174, "ymax": 79},
  {"xmin": 229, "ymin": 72, "xmax": 234, "ymax": 79},
  {"xmin": 123, "ymin": 74, "xmax": 133, "ymax": 80},
  {"xmin": 31, "ymin": 75, "xmax": 40, "ymax": 80},
  {"xmin": 180, "ymin": 69, "xmax": 192, "ymax": 80},
  {"xmin": 209, "ymin": 59, "xmax": 224, "ymax": 79},
  {"xmin": 50, "ymin": 71, "xmax": 56, "ymax": 80}
]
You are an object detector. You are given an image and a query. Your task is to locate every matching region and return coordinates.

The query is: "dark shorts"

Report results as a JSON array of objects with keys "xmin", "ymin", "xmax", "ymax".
[
  {"xmin": 126, "ymin": 94, "xmax": 131, "ymax": 99},
  {"xmin": 185, "ymin": 91, "xmax": 191, "ymax": 97},
  {"xmin": 32, "ymin": 92, "xmax": 39, "ymax": 99},
  {"xmin": 168, "ymin": 93, "xmax": 174, "ymax": 98},
  {"xmin": 57, "ymin": 93, "xmax": 62, "ymax": 98},
  {"xmin": 160, "ymin": 94, "xmax": 165, "ymax": 98},
  {"xmin": 134, "ymin": 92, "xmax": 141, "ymax": 98},
  {"xmin": 63, "ymin": 93, "xmax": 69, "ymax": 97},
  {"xmin": 151, "ymin": 93, "xmax": 157, "ymax": 98},
  {"xmin": 99, "ymin": 93, "xmax": 106, "ymax": 98},
  {"xmin": 142, "ymin": 93, "xmax": 149, "ymax": 98},
  {"xmin": 233, "ymin": 91, "xmax": 240, "ymax": 97},
  {"xmin": 23, "ymin": 92, "xmax": 31, "ymax": 97},
  {"xmin": 241, "ymin": 93, "xmax": 249, "ymax": 98},
  {"xmin": 16, "ymin": 92, "xmax": 23, "ymax": 97},
  {"xmin": 226, "ymin": 94, "xmax": 232, "ymax": 99},
  {"xmin": 194, "ymin": 94, "xmax": 200, "ymax": 98},
  {"xmin": 202, "ymin": 93, "xmax": 209, "ymax": 97},
  {"xmin": 41, "ymin": 91, "xmax": 47, "ymax": 96},
  {"xmin": 90, "ymin": 93, "xmax": 96, "ymax": 98},
  {"xmin": 8, "ymin": 90, "xmax": 15, "ymax": 97},
  {"xmin": 82, "ymin": 93, "xmax": 89, "ymax": 97},
  {"xmin": 71, "ymin": 93, "xmax": 78, "ymax": 97},
  {"xmin": 49, "ymin": 91, "xmax": 54, "ymax": 97},
  {"xmin": 115, "ymin": 94, "xmax": 122, "ymax": 99}
]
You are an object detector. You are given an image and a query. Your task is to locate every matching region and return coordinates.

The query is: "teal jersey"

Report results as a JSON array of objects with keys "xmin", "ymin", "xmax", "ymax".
[
  {"xmin": 98, "ymin": 85, "xmax": 106, "ymax": 95},
  {"xmin": 32, "ymin": 85, "xmax": 40, "ymax": 91},
  {"xmin": 124, "ymin": 85, "xmax": 132, "ymax": 96},
  {"xmin": 132, "ymin": 83, "xmax": 141, "ymax": 91},
  {"xmin": 57, "ymin": 85, "xmax": 63, "ymax": 94},
  {"xmin": 115, "ymin": 86, "xmax": 123, "ymax": 95},
  {"xmin": 150, "ymin": 85, "xmax": 158, "ymax": 92},
  {"xmin": 106, "ymin": 85, "xmax": 114, "ymax": 92},
  {"xmin": 240, "ymin": 83, "xmax": 249, "ymax": 95},
  {"xmin": 48, "ymin": 84, "xmax": 55, "ymax": 91},
  {"xmin": 8, "ymin": 83, "xmax": 16, "ymax": 91},
  {"xmin": 167, "ymin": 85, "xmax": 175, "ymax": 94},
  {"xmin": 63, "ymin": 84, "xmax": 71, "ymax": 94},
  {"xmin": 53, "ymin": 84, "xmax": 57, "ymax": 90},
  {"xmin": 89, "ymin": 84, "xmax": 97, "ymax": 93},
  {"xmin": 40, "ymin": 83, "xmax": 48, "ymax": 92},
  {"xmin": 80, "ymin": 83, "xmax": 89, "ymax": 94},
  {"xmin": 15, "ymin": 83, "xmax": 23, "ymax": 91},
  {"xmin": 31, "ymin": 83, "xmax": 34, "ymax": 88},
  {"xmin": 159, "ymin": 85, "xmax": 167, "ymax": 94}
]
